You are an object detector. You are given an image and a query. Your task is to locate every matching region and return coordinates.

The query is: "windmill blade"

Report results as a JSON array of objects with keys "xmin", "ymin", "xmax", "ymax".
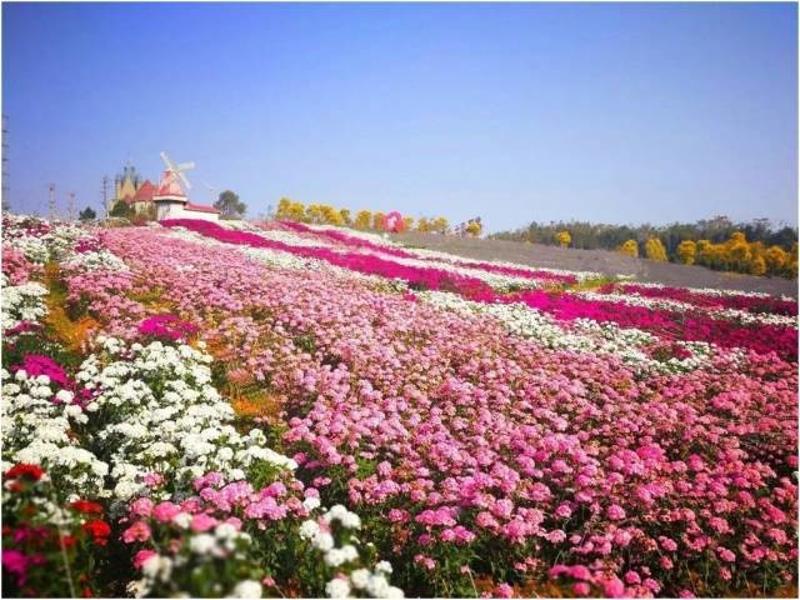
[
  {"xmin": 160, "ymin": 151, "xmax": 175, "ymax": 171},
  {"xmin": 178, "ymin": 171, "xmax": 192, "ymax": 190},
  {"xmin": 176, "ymin": 161, "xmax": 195, "ymax": 172}
]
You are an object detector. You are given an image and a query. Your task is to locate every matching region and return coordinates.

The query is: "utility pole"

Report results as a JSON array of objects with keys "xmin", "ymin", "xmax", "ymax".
[
  {"xmin": 2, "ymin": 115, "xmax": 9, "ymax": 211},
  {"xmin": 101, "ymin": 175, "xmax": 110, "ymax": 217},
  {"xmin": 68, "ymin": 192, "xmax": 76, "ymax": 222},
  {"xmin": 48, "ymin": 183, "xmax": 56, "ymax": 220}
]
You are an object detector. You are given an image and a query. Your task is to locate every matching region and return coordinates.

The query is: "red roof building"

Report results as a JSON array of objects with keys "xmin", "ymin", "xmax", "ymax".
[{"xmin": 185, "ymin": 202, "xmax": 220, "ymax": 214}]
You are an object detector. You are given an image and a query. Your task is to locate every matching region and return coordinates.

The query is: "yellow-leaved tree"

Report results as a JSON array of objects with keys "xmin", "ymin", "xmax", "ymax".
[
  {"xmin": 354, "ymin": 210, "xmax": 372, "ymax": 230},
  {"xmin": 431, "ymin": 217, "xmax": 450, "ymax": 234},
  {"xmin": 554, "ymin": 230, "xmax": 571, "ymax": 248},
  {"xmin": 644, "ymin": 238, "xmax": 668, "ymax": 262},
  {"xmin": 618, "ymin": 239, "xmax": 639, "ymax": 258},
  {"xmin": 676, "ymin": 240, "xmax": 697, "ymax": 265}
]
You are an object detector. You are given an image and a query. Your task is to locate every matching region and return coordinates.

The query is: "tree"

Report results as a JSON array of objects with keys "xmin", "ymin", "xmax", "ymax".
[
  {"xmin": 214, "ymin": 190, "xmax": 247, "ymax": 219},
  {"xmin": 644, "ymin": 238, "xmax": 668, "ymax": 262},
  {"xmin": 354, "ymin": 210, "xmax": 372, "ymax": 230},
  {"xmin": 372, "ymin": 212, "xmax": 386, "ymax": 232},
  {"xmin": 79, "ymin": 206, "xmax": 97, "ymax": 222},
  {"xmin": 750, "ymin": 255, "xmax": 767, "ymax": 276},
  {"xmin": 676, "ymin": 240, "xmax": 697, "ymax": 265},
  {"xmin": 110, "ymin": 200, "xmax": 133, "ymax": 219},
  {"xmin": 431, "ymin": 216, "xmax": 449, "ymax": 234},
  {"xmin": 466, "ymin": 219, "xmax": 483, "ymax": 237},
  {"xmin": 764, "ymin": 246, "xmax": 788, "ymax": 274},
  {"xmin": 416, "ymin": 217, "xmax": 430, "ymax": 233},
  {"xmin": 618, "ymin": 239, "xmax": 639, "ymax": 258},
  {"xmin": 554, "ymin": 230, "xmax": 571, "ymax": 248}
]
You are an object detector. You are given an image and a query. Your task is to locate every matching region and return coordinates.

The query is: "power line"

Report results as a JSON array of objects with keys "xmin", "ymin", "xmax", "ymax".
[
  {"xmin": 68, "ymin": 192, "xmax": 76, "ymax": 222},
  {"xmin": 2, "ymin": 114, "xmax": 9, "ymax": 210},
  {"xmin": 101, "ymin": 175, "xmax": 110, "ymax": 217}
]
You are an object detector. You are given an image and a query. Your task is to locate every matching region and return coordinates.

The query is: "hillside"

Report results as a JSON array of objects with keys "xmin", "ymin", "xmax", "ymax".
[{"xmin": 392, "ymin": 232, "xmax": 799, "ymax": 298}]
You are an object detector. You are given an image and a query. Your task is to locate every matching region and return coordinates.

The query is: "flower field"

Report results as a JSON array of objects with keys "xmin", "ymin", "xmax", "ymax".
[{"xmin": 2, "ymin": 214, "xmax": 797, "ymax": 598}]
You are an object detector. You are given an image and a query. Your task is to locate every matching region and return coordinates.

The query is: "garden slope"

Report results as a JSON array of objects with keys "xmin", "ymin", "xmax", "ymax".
[{"xmin": 392, "ymin": 233, "xmax": 798, "ymax": 298}]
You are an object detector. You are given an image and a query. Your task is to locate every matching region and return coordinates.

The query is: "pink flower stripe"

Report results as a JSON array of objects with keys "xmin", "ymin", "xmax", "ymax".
[
  {"xmin": 603, "ymin": 283, "xmax": 798, "ymax": 317},
  {"xmin": 277, "ymin": 219, "xmax": 578, "ymax": 284},
  {"xmin": 278, "ymin": 219, "xmax": 419, "ymax": 259},
  {"xmin": 161, "ymin": 219, "xmax": 496, "ymax": 300},
  {"xmin": 165, "ymin": 219, "xmax": 797, "ymax": 361},
  {"xmin": 510, "ymin": 290, "xmax": 798, "ymax": 361}
]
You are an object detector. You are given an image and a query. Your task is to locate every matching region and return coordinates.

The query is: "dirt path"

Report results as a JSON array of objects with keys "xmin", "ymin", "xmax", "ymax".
[{"xmin": 391, "ymin": 232, "xmax": 799, "ymax": 298}]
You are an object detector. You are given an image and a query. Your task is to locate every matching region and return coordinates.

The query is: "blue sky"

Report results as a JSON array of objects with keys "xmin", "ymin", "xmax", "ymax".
[{"xmin": 3, "ymin": 2, "xmax": 797, "ymax": 232}]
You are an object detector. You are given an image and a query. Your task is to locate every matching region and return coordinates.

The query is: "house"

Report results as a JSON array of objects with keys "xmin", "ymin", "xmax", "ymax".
[
  {"xmin": 152, "ymin": 169, "xmax": 220, "ymax": 222},
  {"xmin": 111, "ymin": 161, "xmax": 220, "ymax": 222}
]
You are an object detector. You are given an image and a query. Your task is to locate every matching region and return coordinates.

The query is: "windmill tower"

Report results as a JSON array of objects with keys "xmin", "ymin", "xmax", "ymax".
[{"xmin": 152, "ymin": 151, "xmax": 195, "ymax": 220}]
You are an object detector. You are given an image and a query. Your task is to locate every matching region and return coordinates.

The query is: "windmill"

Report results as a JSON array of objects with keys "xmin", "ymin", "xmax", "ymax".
[{"xmin": 159, "ymin": 151, "xmax": 195, "ymax": 195}]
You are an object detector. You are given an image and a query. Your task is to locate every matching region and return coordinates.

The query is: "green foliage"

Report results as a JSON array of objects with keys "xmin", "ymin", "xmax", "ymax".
[
  {"xmin": 79, "ymin": 206, "xmax": 97, "ymax": 221},
  {"xmin": 214, "ymin": 190, "xmax": 247, "ymax": 218},
  {"xmin": 109, "ymin": 200, "xmax": 133, "ymax": 219},
  {"xmin": 493, "ymin": 215, "xmax": 797, "ymax": 256}
]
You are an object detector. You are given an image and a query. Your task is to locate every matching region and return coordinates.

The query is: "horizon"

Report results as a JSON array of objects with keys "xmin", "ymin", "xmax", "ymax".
[{"xmin": 2, "ymin": 2, "xmax": 798, "ymax": 233}]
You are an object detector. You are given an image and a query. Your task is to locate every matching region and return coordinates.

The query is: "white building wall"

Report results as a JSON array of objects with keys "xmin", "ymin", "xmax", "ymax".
[{"xmin": 155, "ymin": 200, "xmax": 219, "ymax": 222}]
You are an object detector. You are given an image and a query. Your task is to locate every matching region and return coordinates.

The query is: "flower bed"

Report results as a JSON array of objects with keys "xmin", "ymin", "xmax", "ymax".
[{"xmin": 2, "ymin": 215, "xmax": 797, "ymax": 598}]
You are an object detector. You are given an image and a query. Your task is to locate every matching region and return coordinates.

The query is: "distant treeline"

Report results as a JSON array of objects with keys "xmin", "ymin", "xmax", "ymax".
[
  {"xmin": 492, "ymin": 216, "xmax": 798, "ymax": 278},
  {"xmin": 492, "ymin": 216, "xmax": 797, "ymax": 254}
]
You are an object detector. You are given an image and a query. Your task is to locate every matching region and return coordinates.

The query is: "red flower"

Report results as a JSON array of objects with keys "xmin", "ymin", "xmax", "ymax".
[
  {"xmin": 5, "ymin": 464, "xmax": 44, "ymax": 482},
  {"xmin": 70, "ymin": 500, "xmax": 104, "ymax": 515},
  {"xmin": 82, "ymin": 520, "xmax": 111, "ymax": 546}
]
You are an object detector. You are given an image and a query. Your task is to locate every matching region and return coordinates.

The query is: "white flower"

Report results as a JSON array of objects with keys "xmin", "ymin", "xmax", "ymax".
[
  {"xmin": 350, "ymin": 568, "xmax": 370, "ymax": 590},
  {"xmin": 173, "ymin": 512, "xmax": 192, "ymax": 529},
  {"xmin": 228, "ymin": 580, "xmax": 262, "ymax": 598},
  {"xmin": 375, "ymin": 561, "xmax": 393, "ymax": 575},
  {"xmin": 299, "ymin": 519, "xmax": 320, "ymax": 540},
  {"xmin": 215, "ymin": 523, "xmax": 238, "ymax": 540},
  {"xmin": 313, "ymin": 531, "xmax": 335, "ymax": 552},
  {"xmin": 325, "ymin": 578, "xmax": 351, "ymax": 599},
  {"xmin": 303, "ymin": 496, "xmax": 321, "ymax": 511},
  {"xmin": 56, "ymin": 389, "xmax": 75, "ymax": 404},
  {"xmin": 189, "ymin": 534, "xmax": 216, "ymax": 555}
]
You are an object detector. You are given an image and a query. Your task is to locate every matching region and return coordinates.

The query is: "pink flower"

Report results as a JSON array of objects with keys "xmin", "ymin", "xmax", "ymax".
[
  {"xmin": 143, "ymin": 472, "xmax": 165, "ymax": 488},
  {"xmin": 717, "ymin": 546, "xmax": 736, "ymax": 563},
  {"xmin": 573, "ymin": 582, "xmax": 591, "ymax": 597},
  {"xmin": 191, "ymin": 513, "xmax": 218, "ymax": 533},
  {"xmin": 122, "ymin": 521, "xmax": 152, "ymax": 544},
  {"xmin": 133, "ymin": 549, "xmax": 158, "ymax": 569},
  {"xmin": 623, "ymin": 571, "xmax": 641, "ymax": 585},
  {"xmin": 606, "ymin": 504, "xmax": 626, "ymax": 520},
  {"xmin": 602, "ymin": 578, "xmax": 626, "ymax": 598},
  {"xmin": 555, "ymin": 503, "xmax": 572, "ymax": 519},
  {"xmin": 130, "ymin": 497, "xmax": 154, "ymax": 518},
  {"xmin": 2, "ymin": 549, "xmax": 29, "ymax": 586},
  {"xmin": 152, "ymin": 501, "xmax": 181, "ymax": 523},
  {"xmin": 494, "ymin": 583, "xmax": 514, "ymax": 598}
]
